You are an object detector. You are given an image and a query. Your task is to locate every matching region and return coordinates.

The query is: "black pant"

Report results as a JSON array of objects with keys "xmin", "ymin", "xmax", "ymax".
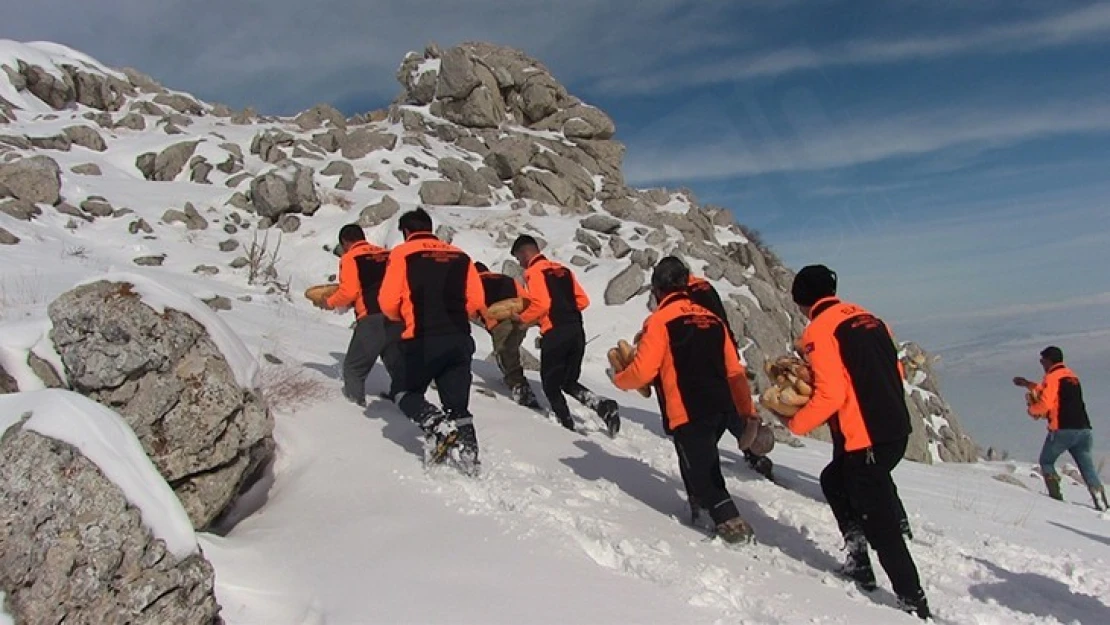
[
  {"xmin": 389, "ymin": 333, "xmax": 475, "ymax": 426},
  {"xmin": 539, "ymin": 324, "xmax": 601, "ymax": 417},
  {"xmin": 820, "ymin": 437, "xmax": 922, "ymax": 599},
  {"xmin": 673, "ymin": 413, "xmax": 741, "ymax": 525},
  {"xmin": 343, "ymin": 313, "xmax": 402, "ymax": 400}
]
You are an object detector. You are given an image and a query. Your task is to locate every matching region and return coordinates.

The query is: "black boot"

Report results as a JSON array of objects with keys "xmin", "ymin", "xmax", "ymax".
[
  {"xmin": 1044, "ymin": 474, "xmax": 1064, "ymax": 501},
  {"xmin": 1089, "ymin": 485, "xmax": 1108, "ymax": 511},
  {"xmin": 837, "ymin": 531, "xmax": 877, "ymax": 591},
  {"xmin": 418, "ymin": 408, "xmax": 458, "ymax": 465},
  {"xmin": 897, "ymin": 589, "xmax": 932, "ymax": 620},
  {"xmin": 744, "ymin": 450, "xmax": 774, "ymax": 480},
  {"xmin": 715, "ymin": 516, "xmax": 756, "ymax": 545},
  {"xmin": 511, "ymin": 384, "xmax": 541, "ymax": 409},
  {"xmin": 597, "ymin": 398, "xmax": 620, "ymax": 437}
]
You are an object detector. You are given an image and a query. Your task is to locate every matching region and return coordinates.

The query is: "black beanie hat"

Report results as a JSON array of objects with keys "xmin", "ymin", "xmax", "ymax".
[
  {"xmin": 1040, "ymin": 346, "xmax": 1064, "ymax": 364},
  {"xmin": 791, "ymin": 264, "xmax": 837, "ymax": 307}
]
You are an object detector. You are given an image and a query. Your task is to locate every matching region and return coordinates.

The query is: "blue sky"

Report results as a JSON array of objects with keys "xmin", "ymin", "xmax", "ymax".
[{"xmin": 8, "ymin": 0, "xmax": 1110, "ymax": 458}]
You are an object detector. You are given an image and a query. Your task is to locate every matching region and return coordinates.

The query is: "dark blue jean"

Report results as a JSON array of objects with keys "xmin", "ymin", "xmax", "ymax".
[{"xmin": 1040, "ymin": 429, "xmax": 1102, "ymax": 488}]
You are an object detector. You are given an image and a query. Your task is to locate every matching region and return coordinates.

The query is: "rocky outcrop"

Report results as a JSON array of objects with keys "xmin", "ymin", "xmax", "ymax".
[
  {"xmin": 47, "ymin": 280, "xmax": 275, "ymax": 529},
  {"xmin": 250, "ymin": 163, "xmax": 321, "ymax": 220},
  {"xmin": 900, "ymin": 342, "xmax": 979, "ymax": 463},
  {"xmin": 0, "ymin": 407, "xmax": 220, "ymax": 624},
  {"xmin": 0, "ymin": 155, "xmax": 62, "ymax": 205},
  {"xmin": 136, "ymin": 141, "xmax": 199, "ymax": 182}
]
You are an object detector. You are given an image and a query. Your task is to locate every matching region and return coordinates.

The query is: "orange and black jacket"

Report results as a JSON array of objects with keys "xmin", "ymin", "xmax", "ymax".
[
  {"xmin": 787, "ymin": 296, "xmax": 911, "ymax": 453},
  {"xmin": 686, "ymin": 275, "xmax": 739, "ymax": 345},
  {"xmin": 614, "ymin": 292, "xmax": 753, "ymax": 434},
  {"xmin": 477, "ymin": 270, "xmax": 526, "ymax": 331},
  {"xmin": 377, "ymin": 232, "xmax": 486, "ymax": 340},
  {"xmin": 1028, "ymin": 364, "xmax": 1091, "ymax": 431},
  {"xmin": 518, "ymin": 255, "xmax": 589, "ymax": 334},
  {"xmin": 326, "ymin": 240, "xmax": 390, "ymax": 319}
]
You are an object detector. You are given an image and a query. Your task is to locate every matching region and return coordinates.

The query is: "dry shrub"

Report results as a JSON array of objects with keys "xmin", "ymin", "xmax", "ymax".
[{"xmin": 257, "ymin": 363, "xmax": 333, "ymax": 412}]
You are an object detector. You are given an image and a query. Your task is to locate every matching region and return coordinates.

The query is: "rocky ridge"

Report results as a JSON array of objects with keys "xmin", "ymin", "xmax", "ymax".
[{"xmin": 0, "ymin": 39, "xmax": 978, "ymax": 463}]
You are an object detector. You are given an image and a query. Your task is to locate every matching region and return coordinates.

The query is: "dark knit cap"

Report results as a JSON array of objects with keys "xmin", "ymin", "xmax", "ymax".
[
  {"xmin": 1040, "ymin": 346, "xmax": 1064, "ymax": 364},
  {"xmin": 791, "ymin": 264, "xmax": 838, "ymax": 307}
]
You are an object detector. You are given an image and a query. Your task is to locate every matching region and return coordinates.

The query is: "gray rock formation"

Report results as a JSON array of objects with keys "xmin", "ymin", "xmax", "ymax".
[
  {"xmin": 359, "ymin": 195, "xmax": 400, "ymax": 227},
  {"xmin": 604, "ymin": 264, "xmax": 645, "ymax": 305},
  {"xmin": 136, "ymin": 141, "xmax": 199, "ymax": 182},
  {"xmin": 0, "ymin": 415, "xmax": 220, "ymax": 624},
  {"xmin": 250, "ymin": 163, "xmax": 321, "ymax": 219},
  {"xmin": 0, "ymin": 155, "xmax": 62, "ymax": 205},
  {"xmin": 47, "ymin": 280, "xmax": 275, "ymax": 529}
]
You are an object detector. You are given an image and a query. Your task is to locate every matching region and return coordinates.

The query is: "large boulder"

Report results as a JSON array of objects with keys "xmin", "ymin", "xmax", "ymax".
[
  {"xmin": 136, "ymin": 141, "xmax": 200, "ymax": 182},
  {"xmin": 250, "ymin": 163, "xmax": 321, "ymax": 219},
  {"xmin": 47, "ymin": 278, "xmax": 275, "ymax": 529},
  {"xmin": 604, "ymin": 264, "xmax": 645, "ymax": 305},
  {"xmin": 0, "ymin": 390, "xmax": 220, "ymax": 624},
  {"xmin": 0, "ymin": 155, "xmax": 62, "ymax": 205}
]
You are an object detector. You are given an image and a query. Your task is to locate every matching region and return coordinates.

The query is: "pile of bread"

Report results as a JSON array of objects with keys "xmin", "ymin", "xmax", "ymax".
[
  {"xmin": 759, "ymin": 355, "xmax": 813, "ymax": 417},
  {"xmin": 607, "ymin": 339, "xmax": 651, "ymax": 397}
]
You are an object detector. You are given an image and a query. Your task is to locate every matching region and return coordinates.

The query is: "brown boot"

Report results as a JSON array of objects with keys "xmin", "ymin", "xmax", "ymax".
[
  {"xmin": 1089, "ymin": 486, "xmax": 1108, "ymax": 511},
  {"xmin": 1044, "ymin": 474, "xmax": 1063, "ymax": 501}
]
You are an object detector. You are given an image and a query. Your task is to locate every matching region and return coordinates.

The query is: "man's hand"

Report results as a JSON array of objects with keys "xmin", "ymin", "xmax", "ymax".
[{"xmin": 1012, "ymin": 376, "xmax": 1033, "ymax": 388}]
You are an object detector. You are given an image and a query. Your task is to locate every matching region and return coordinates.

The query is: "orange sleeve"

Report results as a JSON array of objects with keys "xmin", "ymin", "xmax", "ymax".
[
  {"xmin": 573, "ymin": 275, "xmax": 590, "ymax": 311},
  {"xmin": 465, "ymin": 261, "xmax": 486, "ymax": 317},
  {"xmin": 614, "ymin": 317, "xmax": 665, "ymax": 390},
  {"xmin": 1027, "ymin": 376, "xmax": 1055, "ymax": 418},
  {"xmin": 377, "ymin": 248, "xmax": 405, "ymax": 321},
  {"xmin": 326, "ymin": 253, "xmax": 359, "ymax": 308},
  {"xmin": 723, "ymin": 335, "xmax": 755, "ymax": 416},
  {"xmin": 788, "ymin": 329, "xmax": 847, "ymax": 435},
  {"xmin": 518, "ymin": 266, "xmax": 550, "ymax": 326},
  {"xmin": 514, "ymin": 279, "xmax": 526, "ymax": 299}
]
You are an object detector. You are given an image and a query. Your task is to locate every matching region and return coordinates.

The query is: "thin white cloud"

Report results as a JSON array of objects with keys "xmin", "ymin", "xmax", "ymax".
[
  {"xmin": 589, "ymin": 3, "xmax": 1110, "ymax": 94},
  {"xmin": 623, "ymin": 98, "xmax": 1110, "ymax": 183}
]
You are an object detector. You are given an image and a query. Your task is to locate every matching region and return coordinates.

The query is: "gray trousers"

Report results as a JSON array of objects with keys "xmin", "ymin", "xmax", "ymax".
[
  {"xmin": 343, "ymin": 313, "xmax": 403, "ymax": 401},
  {"xmin": 489, "ymin": 320, "xmax": 527, "ymax": 389}
]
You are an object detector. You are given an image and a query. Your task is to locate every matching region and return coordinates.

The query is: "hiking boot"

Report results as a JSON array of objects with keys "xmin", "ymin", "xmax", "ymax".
[
  {"xmin": 595, "ymin": 398, "xmax": 620, "ymax": 437},
  {"xmin": 453, "ymin": 419, "xmax": 481, "ymax": 476},
  {"xmin": 897, "ymin": 589, "xmax": 932, "ymax": 620},
  {"xmin": 1044, "ymin": 474, "xmax": 1064, "ymax": 501},
  {"xmin": 511, "ymin": 384, "xmax": 541, "ymax": 408},
  {"xmin": 837, "ymin": 532, "xmax": 877, "ymax": 591},
  {"xmin": 1090, "ymin": 485, "xmax": 1109, "ymax": 511},
  {"xmin": 553, "ymin": 412, "xmax": 576, "ymax": 432},
  {"xmin": 342, "ymin": 389, "xmax": 366, "ymax": 408},
  {"xmin": 687, "ymin": 498, "xmax": 715, "ymax": 530},
  {"xmin": 715, "ymin": 516, "xmax": 755, "ymax": 545},
  {"xmin": 744, "ymin": 451, "xmax": 774, "ymax": 480},
  {"xmin": 419, "ymin": 408, "xmax": 458, "ymax": 464}
]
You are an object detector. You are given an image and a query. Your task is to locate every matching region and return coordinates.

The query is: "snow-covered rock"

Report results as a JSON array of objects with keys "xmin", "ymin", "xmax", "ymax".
[
  {"xmin": 0, "ymin": 390, "xmax": 219, "ymax": 624},
  {"xmin": 46, "ymin": 276, "xmax": 274, "ymax": 529}
]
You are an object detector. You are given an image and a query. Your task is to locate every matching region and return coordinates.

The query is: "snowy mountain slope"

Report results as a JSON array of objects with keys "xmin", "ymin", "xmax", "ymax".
[{"xmin": 2, "ymin": 40, "xmax": 1108, "ymax": 624}]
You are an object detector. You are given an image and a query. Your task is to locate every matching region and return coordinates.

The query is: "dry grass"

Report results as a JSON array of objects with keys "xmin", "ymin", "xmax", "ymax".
[
  {"xmin": 257, "ymin": 362, "xmax": 334, "ymax": 412},
  {"xmin": 245, "ymin": 229, "xmax": 291, "ymax": 297},
  {"xmin": 0, "ymin": 273, "xmax": 47, "ymax": 319}
]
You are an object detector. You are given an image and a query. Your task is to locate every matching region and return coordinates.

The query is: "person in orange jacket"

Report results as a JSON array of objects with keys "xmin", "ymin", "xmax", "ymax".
[
  {"xmin": 1013, "ymin": 346, "xmax": 1107, "ymax": 510},
  {"xmin": 685, "ymin": 273, "xmax": 774, "ymax": 480},
  {"xmin": 378, "ymin": 208, "xmax": 486, "ymax": 474},
  {"xmin": 611, "ymin": 256, "xmax": 755, "ymax": 544},
  {"xmin": 510, "ymin": 235, "xmax": 620, "ymax": 436},
  {"xmin": 473, "ymin": 261, "xmax": 540, "ymax": 408},
  {"xmin": 778, "ymin": 264, "xmax": 930, "ymax": 620},
  {"xmin": 318, "ymin": 224, "xmax": 402, "ymax": 407}
]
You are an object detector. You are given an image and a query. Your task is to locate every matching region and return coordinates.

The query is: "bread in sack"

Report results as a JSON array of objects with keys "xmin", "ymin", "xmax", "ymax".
[
  {"xmin": 487, "ymin": 297, "xmax": 529, "ymax": 321},
  {"xmin": 304, "ymin": 283, "xmax": 339, "ymax": 307},
  {"xmin": 608, "ymin": 339, "xmax": 651, "ymax": 397}
]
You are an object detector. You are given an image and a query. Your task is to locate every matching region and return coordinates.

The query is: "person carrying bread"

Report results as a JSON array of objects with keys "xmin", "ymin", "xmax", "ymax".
[
  {"xmin": 780, "ymin": 264, "xmax": 930, "ymax": 620},
  {"xmin": 378, "ymin": 208, "xmax": 486, "ymax": 474},
  {"xmin": 510, "ymin": 235, "xmax": 620, "ymax": 436},
  {"xmin": 318, "ymin": 223, "xmax": 402, "ymax": 408},
  {"xmin": 685, "ymin": 272, "xmax": 774, "ymax": 480},
  {"xmin": 610, "ymin": 256, "xmax": 756, "ymax": 544},
  {"xmin": 473, "ymin": 261, "xmax": 540, "ymax": 408}
]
